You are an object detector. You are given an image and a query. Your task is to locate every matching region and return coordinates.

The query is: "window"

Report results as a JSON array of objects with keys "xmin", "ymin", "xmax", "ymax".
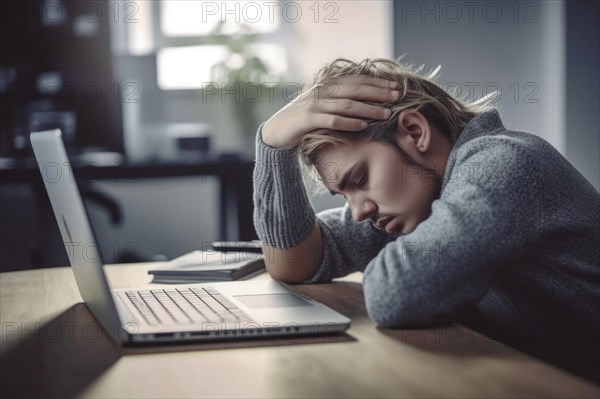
[
  {"xmin": 122, "ymin": 0, "xmax": 286, "ymax": 90},
  {"xmin": 161, "ymin": 0, "xmax": 279, "ymax": 36}
]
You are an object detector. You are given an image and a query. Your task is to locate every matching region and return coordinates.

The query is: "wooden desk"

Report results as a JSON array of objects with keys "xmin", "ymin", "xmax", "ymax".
[{"xmin": 1, "ymin": 263, "xmax": 598, "ymax": 398}]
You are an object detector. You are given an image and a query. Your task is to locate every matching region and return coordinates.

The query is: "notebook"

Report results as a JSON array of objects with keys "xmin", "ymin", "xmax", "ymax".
[{"xmin": 148, "ymin": 250, "xmax": 266, "ymax": 283}]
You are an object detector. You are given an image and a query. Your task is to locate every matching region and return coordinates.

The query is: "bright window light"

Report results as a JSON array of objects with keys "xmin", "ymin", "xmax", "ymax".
[
  {"xmin": 160, "ymin": 0, "xmax": 279, "ymax": 37},
  {"xmin": 157, "ymin": 45, "xmax": 229, "ymax": 90},
  {"xmin": 157, "ymin": 43, "xmax": 286, "ymax": 90},
  {"xmin": 127, "ymin": 1, "xmax": 154, "ymax": 55}
]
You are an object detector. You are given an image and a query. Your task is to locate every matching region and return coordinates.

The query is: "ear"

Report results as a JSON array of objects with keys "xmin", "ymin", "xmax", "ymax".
[{"xmin": 394, "ymin": 109, "xmax": 432, "ymax": 154}]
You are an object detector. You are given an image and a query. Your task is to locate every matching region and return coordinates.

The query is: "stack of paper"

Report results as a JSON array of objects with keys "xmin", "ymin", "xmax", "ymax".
[{"xmin": 148, "ymin": 250, "xmax": 265, "ymax": 284}]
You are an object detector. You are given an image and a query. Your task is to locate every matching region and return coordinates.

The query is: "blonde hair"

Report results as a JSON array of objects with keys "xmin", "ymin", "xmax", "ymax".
[{"xmin": 297, "ymin": 56, "xmax": 499, "ymax": 193}]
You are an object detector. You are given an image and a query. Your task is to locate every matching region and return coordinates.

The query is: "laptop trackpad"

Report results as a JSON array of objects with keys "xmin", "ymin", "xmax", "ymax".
[{"xmin": 233, "ymin": 293, "xmax": 313, "ymax": 309}]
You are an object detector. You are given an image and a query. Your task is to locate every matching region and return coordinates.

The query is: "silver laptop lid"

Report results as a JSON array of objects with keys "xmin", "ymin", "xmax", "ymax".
[{"xmin": 30, "ymin": 129, "xmax": 125, "ymax": 344}]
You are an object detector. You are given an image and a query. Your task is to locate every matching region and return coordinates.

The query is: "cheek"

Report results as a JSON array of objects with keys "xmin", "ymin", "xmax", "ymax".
[
  {"xmin": 405, "ymin": 170, "xmax": 438, "ymax": 218},
  {"xmin": 399, "ymin": 167, "xmax": 435, "ymax": 210},
  {"xmin": 370, "ymin": 154, "xmax": 436, "ymax": 214},
  {"xmin": 372, "ymin": 160, "xmax": 413, "ymax": 209}
]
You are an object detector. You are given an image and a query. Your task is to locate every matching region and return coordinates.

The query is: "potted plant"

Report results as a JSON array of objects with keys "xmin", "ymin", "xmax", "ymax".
[{"xmin": 209, "ymin": 21, "xmax": 283, "ymax": 157}]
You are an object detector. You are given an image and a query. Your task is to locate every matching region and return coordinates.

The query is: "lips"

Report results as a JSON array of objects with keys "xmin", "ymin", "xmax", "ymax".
[
  {"xmin": 385, "ymin": 218, "xmax": 403, "ymax": 234},
  {"xmin": 376, "ymin": 216, "xmax": 394, "ymax": 229}
]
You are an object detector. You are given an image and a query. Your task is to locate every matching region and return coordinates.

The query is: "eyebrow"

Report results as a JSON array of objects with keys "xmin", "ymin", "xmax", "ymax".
[{"xmin": 328, "ymin": 163, "xmax": 357, "ymax": 196}]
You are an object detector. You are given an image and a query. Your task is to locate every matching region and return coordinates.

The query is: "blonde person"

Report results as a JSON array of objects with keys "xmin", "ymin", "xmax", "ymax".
[{"xmin": 252, "ymin": 58, "xmax": 599, "ymax": 382}]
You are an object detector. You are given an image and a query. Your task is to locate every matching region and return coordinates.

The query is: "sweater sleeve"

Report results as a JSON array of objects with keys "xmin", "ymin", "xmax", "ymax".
[
  {"xmin": 362, "ymin": 138, "xmax": 543, "ymax": 328},
  {"xmin": 252, "ymin": 123, "xmax": 392, "ymax": 282},
  {"xmin": 252, "ymin": 123, "xmax": 317, "ymax": 248},
  {"xmin": 301, "ymin": 203, "xmax": 396, "ymax": 284}
]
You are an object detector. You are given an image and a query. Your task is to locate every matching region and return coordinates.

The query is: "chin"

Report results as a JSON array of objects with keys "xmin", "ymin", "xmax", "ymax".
[
  {"xmin": 391, "ymin": 225, "xmax": 406, "ymax": 236},
  {"xmin": 391, "ymin": 219, "xmax": 416, "ymax": 236},
  {"xmin": 399, "ymin": 223, "xmax": 414, "ymax": 235}
]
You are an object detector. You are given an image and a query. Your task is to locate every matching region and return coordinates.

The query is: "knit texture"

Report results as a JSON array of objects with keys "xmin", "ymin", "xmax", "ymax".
[
  {"xmin": 252, "ymin": 126, "xmax": 317, "ymax": 248},
  {"xmin": 252, "ymin": 109, "xmax": 600, "ymax": 382}
]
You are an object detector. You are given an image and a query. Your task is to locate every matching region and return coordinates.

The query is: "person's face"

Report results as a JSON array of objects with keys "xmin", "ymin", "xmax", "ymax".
[{"xmin": 317, "ymin": 110, "xmax": 451, "ymax": 236}]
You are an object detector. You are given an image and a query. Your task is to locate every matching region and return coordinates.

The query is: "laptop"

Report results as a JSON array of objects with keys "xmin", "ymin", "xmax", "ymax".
[{"xmin": 30, "ymin": 129, "xmax": 351, "ymax": 345}]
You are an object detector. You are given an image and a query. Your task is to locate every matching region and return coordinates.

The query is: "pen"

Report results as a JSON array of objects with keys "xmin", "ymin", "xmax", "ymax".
[{"xmin": 210, "ymin": 240, "xmax": 263, "ymax": 253}]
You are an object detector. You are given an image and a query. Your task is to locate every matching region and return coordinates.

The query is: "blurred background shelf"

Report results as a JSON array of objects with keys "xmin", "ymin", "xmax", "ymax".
[{"xmin": 1, "ymin": 152, "xmax": 256, "ymax": 271}]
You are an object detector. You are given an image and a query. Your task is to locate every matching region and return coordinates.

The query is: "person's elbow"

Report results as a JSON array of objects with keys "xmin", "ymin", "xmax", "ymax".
[
  {"xmin": 363, "ymin": 275, "xmax": 477, "ymax": 329},
  {"xmin": 363, "ymin": 274, "xmax": 436, "ymax": 328},
  {"xmin": 265, "ymin": 266, "xmax": 314, "ymax": 284},
  {"xmin": 261, "ymin": 244, "xmax": 321, "ymax": 284},
  {"xmin": 364, "ymin": 291, "xmax": 411, "ymax": 328},
  {"xmin": 363, "ymin": 282, "xmax": 407, "ymax": 328}
]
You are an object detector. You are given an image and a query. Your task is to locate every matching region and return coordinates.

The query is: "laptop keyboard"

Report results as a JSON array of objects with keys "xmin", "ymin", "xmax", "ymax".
[{"xmin": 125, "ymin": 286, "xmax": 254, "ymax": 326}]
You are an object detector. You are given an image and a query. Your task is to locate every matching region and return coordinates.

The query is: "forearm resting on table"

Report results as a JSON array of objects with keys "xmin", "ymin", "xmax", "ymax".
[{"xmin": 261, "ymin": 222, "xmax": 323, "ymax": 283}]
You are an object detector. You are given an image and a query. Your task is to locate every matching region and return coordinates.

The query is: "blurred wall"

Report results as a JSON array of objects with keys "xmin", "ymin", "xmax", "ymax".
[
  {"xmin": 565, "ymin": 0, "xmax": 599, "ymax": 190},
  {"xmin": 86, "ymin": 177, "xmax": 219, "ymax": 263},
  {"xmin": 393, "ymin": 0, "xmax": 598, "ymax": 190}
]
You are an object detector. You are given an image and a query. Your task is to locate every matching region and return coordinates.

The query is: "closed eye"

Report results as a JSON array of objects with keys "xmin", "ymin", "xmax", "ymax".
[
  {"xmin": 356, "ymin": 171, "xmax": 368, "ymax": 188},
  {"xmin": 328, "ymin": 168, "xmax": 367, "ymax": 198}
]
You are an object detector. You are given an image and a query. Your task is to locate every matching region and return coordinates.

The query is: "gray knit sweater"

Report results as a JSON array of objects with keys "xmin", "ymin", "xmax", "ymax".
[{"xmin": 252, "ymin": 109, "xmax": 600, "ymax": 381}]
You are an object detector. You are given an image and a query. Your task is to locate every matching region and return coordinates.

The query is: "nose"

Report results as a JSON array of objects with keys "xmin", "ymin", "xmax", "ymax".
[{"xmin": 350, "ymin": 197, "xmax": 377, "ymax": 223}]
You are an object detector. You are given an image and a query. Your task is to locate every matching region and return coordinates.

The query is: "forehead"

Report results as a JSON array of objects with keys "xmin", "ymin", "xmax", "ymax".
[
  {"xmin": 316, "ymin": 140, "xmax": 383, "ymax": 183},
  {"xmin": 316, "ymin": 142, "xmax": 361, "ymax": 176}
]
